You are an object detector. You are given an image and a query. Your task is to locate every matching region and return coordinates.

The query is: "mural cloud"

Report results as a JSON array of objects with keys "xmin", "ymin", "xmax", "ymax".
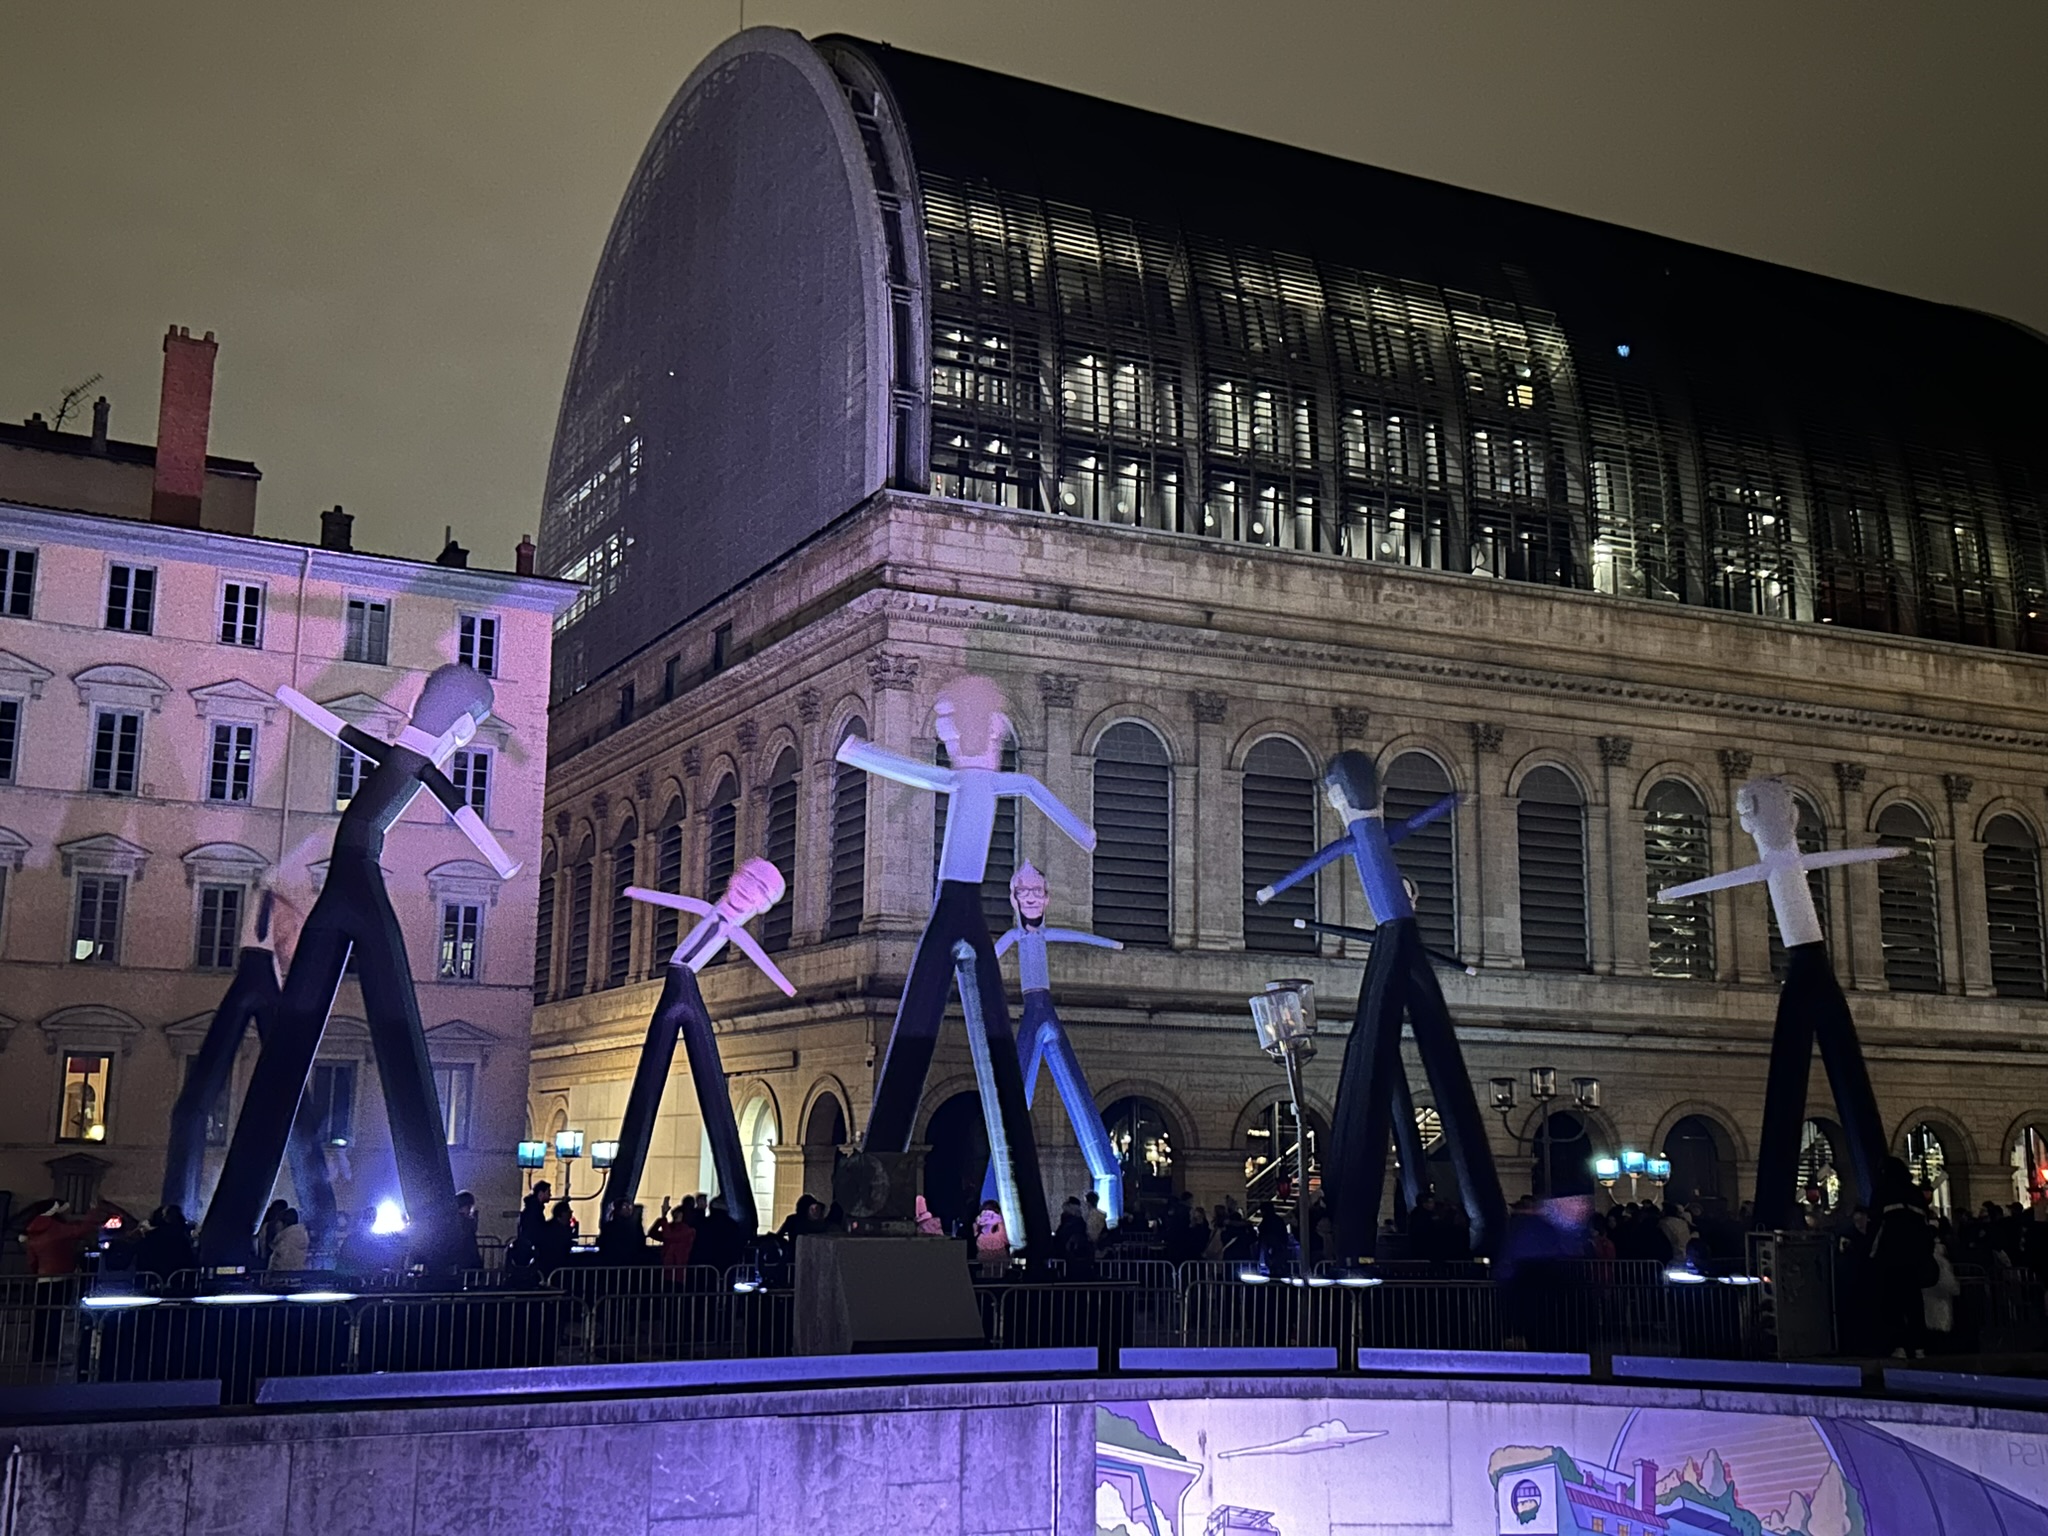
[{"xmin": 1218, "ymin": 1419, "xmax": 1389, "ymax": 1458}]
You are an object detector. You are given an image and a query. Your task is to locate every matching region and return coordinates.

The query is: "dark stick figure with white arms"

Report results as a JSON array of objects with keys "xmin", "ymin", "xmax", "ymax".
[
  {"xmin": 837, "ymin": 675, "xmax": 1096, "ymax": 1258},
  {"xmin": 1256, "ymin": 749, "xmax": 1506, "ymax": 1261},
  {"xmin": 976, "ymin": 861, "xmax": 1125, "ymax": 1227},
  {"xmin": 612, "ymin": 857, "xmax": 797, "ymax": 1235},
  {"xmin": 1657, "ymin": 774, "xmax": 1900, "ymax": 1228},
  {"xmin": 200, "ymin": 665, "xmax": 520, "ymax": 1268}
]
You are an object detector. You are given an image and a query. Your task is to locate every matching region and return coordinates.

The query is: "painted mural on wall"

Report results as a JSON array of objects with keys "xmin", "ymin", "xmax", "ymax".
[{"xmin": 1096, "ymin": 1396, "xmax": 2048, "ymax": 1535}]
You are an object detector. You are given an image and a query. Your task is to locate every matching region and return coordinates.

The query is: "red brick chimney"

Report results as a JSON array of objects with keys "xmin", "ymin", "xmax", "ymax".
[
  {"xmin": 150, "ymin": 325, "xmax": 217, "ymax": 528},
  {"xmin": 515, "ymin": 534, "xmax": 536, "ymax": 576}
]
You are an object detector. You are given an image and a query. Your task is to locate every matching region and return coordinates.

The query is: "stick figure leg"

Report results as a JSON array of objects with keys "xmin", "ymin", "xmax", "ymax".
[
  {"xmin": 1327, "ymin": 928, "xmax": 1408, "ymax": 1264},
  {"xmin": 1400, "ymin": 922, "xmax": 1507, "ymax": 1258},
  {"xmin": 1809, "ymin": 956, "xmax": 1886, "ymax": 1211},
  {"xmin": 164, "ymin": 947, "xmax": 276, "ymax": 1217},
  {"xmin": 1027, "ymin": 992, "xmax": 1123, "ymax": 1228},
  {"xmin": 866, "ymin": 881, "xmax": 980, "ymax": 1152},
  {"xmin": 957, "ymin": 933, "xmax": 1052, "ymax": 1257},
  {"xmin": 1388, "ymin": 1060, "xmax": 1428, "ymax": 1214},
  {"xmin": 1754, "ymin": 951, "xmax": 1821, "ymax": 1231},
  {"xmin": 606, "ymin": 965, "xmax": 686, "ymax": 1220},
  {"xmin": 670, "ymin": 965, "xmax": 757, "ymax": 1234}
]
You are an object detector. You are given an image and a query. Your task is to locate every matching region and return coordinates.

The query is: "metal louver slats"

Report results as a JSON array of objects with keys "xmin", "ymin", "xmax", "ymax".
[
  {"xmin": 761, "ymin": 763, "xmax": 799, "ymax": 953},
  {"xmin": 1644, "ymin": 783, "xmax": 1713, "ymax": 979},
  {"xmin": 827, "ymin": 763, "xmax": 867, "ymax": 939},
  {"xmin": 1516, "ymin": 768, "xmax": 1586, "ymax": 971},
  {"xmin": 1242, "ymin": 739, "xmax": 1316, "ymax": 953},
  {"xmin": 607, "ymin": 835, "xmax": 636, "ymax": 987},
  {"xmin": 1385, "ymin": 754, "xmax": 1456, "ymax": 955},
  {"xmin": 566, "ymin": 862, "xmax": 594, "ymax": 995},
  {"xmin": 1093, "ymin": 724, "xmax": 1171, "ymax": 946},
  {"xmin": 532, "ymin": 863, "xmax": 556, "ymax": 1003},
  {"xmin": 1876, "ymin": 807, "xmax": 1942, "ymax": 993},
  {"xmin": 1984, "ymin": 817, "xmax": 2045, "ymax": 999},
  {"xmin": 707, "ymin": 782, "xmax": 738, "ymax": 965},
  {"xmin": 652, "ymin": 822, "xmax": 683, "ymax": 970}
]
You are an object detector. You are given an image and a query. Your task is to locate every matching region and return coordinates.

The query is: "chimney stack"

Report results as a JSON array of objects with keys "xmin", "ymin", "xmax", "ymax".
[
  {"xmin": 515, "ymin": 534, "xmax": 536, "ymax": 576},
  {"xmin": 150, "ymin": 325, "xmax": 217, "ymax": 528},
  {"xmin": 90, "ymin": 397, "xmax": 110, "ymax": 454},
  {"xmin": 319, "ymin": 505, "xmax": 354, "ymax": 552},
  {"xmin": 1635, "ymin": 1460, "xmax": 1657, "ymax": 1515},
  {"xmin": 435, "ymin": 526, "xmax": 470, "ymax": 568}
]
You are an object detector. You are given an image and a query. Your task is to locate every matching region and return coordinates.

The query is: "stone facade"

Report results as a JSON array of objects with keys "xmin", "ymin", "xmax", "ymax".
[{"xmin": 533, "ymin": 492, "xmax": 2048, "ymax": 1228}]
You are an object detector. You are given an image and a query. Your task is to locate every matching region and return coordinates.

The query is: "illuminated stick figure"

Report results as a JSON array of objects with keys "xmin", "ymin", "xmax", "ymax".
[
  {"xmin": 199, "ymin": 666, "xmax": 520, "ymax": 1268},
  {"xmin": 1256, "ymin": 749, "xmax": 1505, "ymax": 1260},
  {"xmin": 836, "ymin": 676, "xmax": 1096, "ymax": 1256},
  {"xmin": 975, "ymin": 862, "xmax": 1125, "ymax": 1227},
  {"xmin": 1657, "ymin": 775, "xmax": 1902, "ymax": 1226},
  {"xmin": 615, "ymin": 857, "xmax": 796, "ymax": 1234}
]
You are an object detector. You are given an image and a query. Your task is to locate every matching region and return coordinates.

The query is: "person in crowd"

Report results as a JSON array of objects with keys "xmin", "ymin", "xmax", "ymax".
[
  {"xmin": 777, "ymin": 1195, "xmax": 821, "ymax": 1248},
  {"xmin": 1870, "ymin": 1157, "xmax": 1935, "ymax": 1359},
  {"xmin": 1657, "ymin": 1200, "xmax": 1696, "ymax": 1266},
  {"xmin": 25, "ymin": 1202, "xmax": 117, "ymax": 1276},
  {"xmin": 1083, "ymin": 1189, "xmax": 1108, "ymax": 1243},
  {"xmin": 691, "ymin": 1195, "xmax": 746, "ymax": 1275},
  {"xmin": 974, "ymin": 1199, "xmax": 1010, "ymax": 1277},
  {"xmin": 454, "ymin": 1190, "xmax": 484, "ymax": 1269},
  {"xmin": 258, "ymin": 1198, "xmax": 292, "ymax": 1266},
  {"xmin": 268, "ymin": 1206, "xmax": 310, "ymax": 1271},
  {"xmin": 1254, "ymin": 1203, "xmax": 1295, "ymax": 1277},
  {"xmin": 535, "ymin": 1200, "xmax": 576, "ymax": 1278},
  {"xmin": 598, "ymin": 1200, "xmax": 652, "ymax": 1266},
  {"xmin": 1185, "ymin": 1201, "xmax": 1210, "ymax": 1259},
  {"xmin": 1055, "ymin": 1196, "xmax": 1095, "ymax": 1276},
  {"xmin": 914, "ymin": 1195, "xmax": 945, "ymax": 1236},
  {"xmin": 511, "ymin": 1180, "xmax": 551, "ymax": 1270},
  {"xmin": 133, "ymin": 1206, "xmax": 197, "ymax": 1283},
  {"xmin": 1922, "ymin": 1235, "xmax": 1961, "ymax": 1351},
  {"xmin": 652, "ymin": 1196, "xmax": 699, "ymax": 1271}
]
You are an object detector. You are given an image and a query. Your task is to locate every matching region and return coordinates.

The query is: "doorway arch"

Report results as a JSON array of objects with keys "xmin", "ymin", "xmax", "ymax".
[{"xmin": 923, "ymin": 1091, "xmax": 990, "ymax": 1235}]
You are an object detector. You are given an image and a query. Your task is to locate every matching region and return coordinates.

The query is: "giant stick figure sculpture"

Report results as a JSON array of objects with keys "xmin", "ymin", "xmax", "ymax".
[
  {"xmin": 978, "ymin": 861, "xmax": 1125, "ymax": 1227},
  {"xmin": 836, "ymin": 676, "xmax": 1096, "ymax": 1256},
  {"xmin": 613, "ymin": 857, "xmax": 797, "ymax": 1235},
  {"xmin": 1656, "ymin": 775, "xmax": 1901, "ymax": 1228},
  {"xmin": 199, "ymin": 666, "xmax": 520, "ymax": 1268},
  {"xmin": 1256, "ymin": 750, "xmax": 1506, "ymax": 1261}
]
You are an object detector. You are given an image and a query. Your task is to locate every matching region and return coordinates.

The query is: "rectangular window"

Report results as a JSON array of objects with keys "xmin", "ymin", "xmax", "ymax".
[
  {"xmin": 219, "ymin": 581, "xmax": 265, "ymax": 647},
  {"xmin": 194, "ymin": 883, "xmax": 243, "ymax": 970},
  {"xmin": 449, "ymin": 748, "xmax": 491, "ymax": 815},
  {"xmin": 0, "ymin": 697, "xmax": 19, "ymax": 783},
  {"xmin": 433, "ymin": 1063, "xmax": 474, "ymax": 1147},
  {"xmin": 105, "ymin": 563, "xmax": 155, "ymax": 633},
  {"xmin": 208, "ymin": 722, "xmax": 256, "ymax": 803},
  {"xmin": 59, "ymin": 1054, "xmax": 112, "ymax": 1143},
  {"xmin": 439, "ymin": 901, "xmax": 482, "ymax": 981},
  {"xmin": 182, "ymin": 1057, "xmax": 230, "ymax": 1147},
  {"xmin": 662, "ymin": 654, "xmax": 681, "ymax": 701},
  {"xmin": 307, "ymin": 1062, "xmax": 356, "ymax": 1147},
  {"xmin": 90, "ymin": 709, "xmax": 142, "ymax": 794},
  {"xmin": 334, "ymin": 745, "xmax": 367, "ymax": 812},
  {"xmin": 0, "ymin": 547, "xmax": 34, "ymax": 618},
  {"xmin": 344, "ymin": 597, "xmax": 390, "ymax": 664},
  {"xmin": 73, "ymin": 875, "xmax": 125, "ymax": 963},
  {"xmin": 617, "ymin": 681, "xmax": 635, "ymax": 729},
  {"xmin": 457, "ymin": 613, "xmax": 498, "ymax": 675}
]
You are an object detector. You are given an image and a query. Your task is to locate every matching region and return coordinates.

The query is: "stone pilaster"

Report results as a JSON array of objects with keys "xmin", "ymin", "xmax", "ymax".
[{"xmin": 1191, "ymin": 689, "xmax": 1238, "ymax": 950}]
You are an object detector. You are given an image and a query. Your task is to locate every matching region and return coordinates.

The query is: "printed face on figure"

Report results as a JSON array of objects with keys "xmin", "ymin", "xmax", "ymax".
[
  {"xmin": 721, "ymin": 857, "xmax": 786, "ymax": 919},
  {"xmin": 1010, "ymin": 861, "xmax": 1049, "ymax": 922},
  {"xmin": 1736, "ymin": 776, "xmax": 1798, "ymax": 846},
  {"xmin": 933, "ymin": 675, "xmax": 1009, "ymax": 769}
]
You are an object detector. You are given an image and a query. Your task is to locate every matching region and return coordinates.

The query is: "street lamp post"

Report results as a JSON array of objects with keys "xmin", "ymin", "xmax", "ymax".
[
  {"xmin": 1248, "ymin": 980, "xmax": 1319, "ymax": 1199},
  {"xmin": 1490, "ymin": 1068, "xmax": 1600, "ymax": 1200}
]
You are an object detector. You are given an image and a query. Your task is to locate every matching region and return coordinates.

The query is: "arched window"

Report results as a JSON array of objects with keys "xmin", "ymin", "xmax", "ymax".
[
  {"xmin": 1517, "ymin": 765, "xmax": 1587, "ymax": 971},
  {"xmin": 1876, "ymin": 803, "xmax": 1941, "ymax": 992},
  {"xmin": 705, "ymin": 776, "xmax": 739, "ymax": 964},
  {"xmin": 761, "ymin": 750, "xmax": 800, "ymax": 953},
  {"xmin": 1985, "ymin": 814, "xmax": 2045, "ymax": 999},
  {"xmin": 650, "ymin": 795, "xmax": 686, "ymax": 970},
  {"xmin": 922, "ymin": 1092, "xmax": 990, "ymax": 1234},
  {"xmin": 736, "ymin": 1095, "xmax": 779, "ymax": 1224},
  {"xmin": 1104, "ymin": 1096, "xmax": 1180, "ymax": 1221},
  {"xmin": 1903, "ymin": 1121, "xmax": 1958, "ymax": 1216},
  {"xmin": 605, "ymin": 816, "xmax": 638, "ymax": 988},
  {"xmin": 2013, "ymin": 1125, "xmax": 2048, "ymax": 1204},
  {"xmin": 1241, "ymin": 737, "xmax": 1316, "ymax": 953},
  {"xmin": 1093, "ymin": 721, "xmax": 1172, "ymax": 946},
  {"xmin": 1662, "ymin": 1114, "xmax": 1736, "ymax": 1204},
  {"xmin": 564, "ymin": 832, "xmax": 595, "ymax": 996},
  {"xmin": 827, "ymin": 719, "xmax": 868, "ymax": 939},
  {"xmin": 1242, "ymin": 1097, "xmax": 1325, "ymax": 1211},
  {"xmin": 935, "ymin": 734, "xmax": 1018, "ymax": 931},
  {"xmin": 1644, "ymin": 780, "xmax": 1714, "ymax": 978},
  {"xmin": 1767, "ymin": 795, "xmax": 1831, "ymax": 977},
  {"xmin": 1798, "ymin": 1118, "xmax": 1842, "ymax": 1215},
  {"xmin": 1530, "ymin": 1111, "xmax": 1597, "ymax": 1198},
  {"xmin": 532, "ymin": 847, "xmax": 558, "ymax": 1003},
  {"xmin": 1386, "ymin": 752, "xmax": 1457, "ymax": 954}
]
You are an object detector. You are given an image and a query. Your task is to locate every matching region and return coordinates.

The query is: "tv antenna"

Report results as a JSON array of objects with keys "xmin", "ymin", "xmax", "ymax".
[{"xmin": 52, "ymin": 374, "xmax": 103, "ymax": 432}]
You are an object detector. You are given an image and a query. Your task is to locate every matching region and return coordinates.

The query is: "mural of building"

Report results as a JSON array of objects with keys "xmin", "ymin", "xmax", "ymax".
[
  {"xmin": 529, "ymin": 28, "xmax": 2048, "ymax": 1231},
  {"xmin": 0, "ymin": 350, "xmax": 574, "ymax": 1224}
]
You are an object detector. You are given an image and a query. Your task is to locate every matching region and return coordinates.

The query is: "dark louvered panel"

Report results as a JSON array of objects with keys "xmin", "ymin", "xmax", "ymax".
[
  {"xmin": 933, "ymin": 740, "xmax": 1018, "ymax": 930},
  {"xmin": 1242, "ymin": 738, "xmax": 1316, "ymax": 953},
  {"xmin": 565, "ymin": 861, "xmax": 594, "ymax": 995},
  {"xmin": 1985, "ymin": 816, "xmax": 2045, "ymax": 999},
  {"xmin": 827, "ymin": 762, "xmax": 867, "ymax": 939},
  {"xmin": 1517, "ymin": 766, "xmax": 1587, "ymax": 971},
  {"xmin": 651, "ymin": 814, "xmax": 684, "ymax": 971},
  {"xmin": 761, "ymin": 754, "xmax": 800, "ymax": 953},
  {"xmin": 1767, "ymin": 798, "xmax": 1831, "ymax": 978},
  {"xmin": 532, "ymin": 856, "xmax": 557, "ymax": 1003},
  {"xmin": 706, "ymin": 778, "xmax": 738, "ymax": 965},
  {"xmin": 1093, "ymin": 722, "xmax": 1171, "ymax": 946},
  {"xmin": 606, "ymin": 826, "xmax": 637, "ymax": 987},
  {"xmin": 1876, "ymin": 805, "xmax": 1942, "ymax": 993},
  {"xmin": 1644, "ymin": 780, "xmax": 1714, "ymax": 979},
  {"xmin": 1384, "ymin": 752, "xmax": 1456, "ymax": 955}
]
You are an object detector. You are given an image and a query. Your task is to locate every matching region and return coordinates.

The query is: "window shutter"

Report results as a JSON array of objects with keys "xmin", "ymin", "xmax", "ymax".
[
  {"xmin": 762, "ymin": 752, "xmax": 799, "ymax": 952},
  {"xmin": 1644, "ymin": 781, "xmax": 1714, "ymax": 978},
  {"xmin": 828, "ymin": 727, "xmax": 868, "ymax": 939},
  {"xmin": 1517, "ymin": 766, "xmax": 1587, "ymax": 971},
  {"xmin": 1385, "ymin": 752, "xmax": 1456, "ymax": 954},
  {"xmin": 1242, "ymin": 738, "xmax": 1316, "ymax": 953},
  {"xmin": 1986, "ymin": 816, "xmax": 2046, "ymax": 999},
  {"xmin": 1093, "ymin": 723, "xmax": 1171, "ymax": 946},
  {"xmin": 1876, "ymin": 804, "xmax": 1942, "ymax": 993}
]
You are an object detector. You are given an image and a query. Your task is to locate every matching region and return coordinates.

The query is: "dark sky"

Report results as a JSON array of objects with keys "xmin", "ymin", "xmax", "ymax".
[{"xmin": 4, "ymin": 2, "xmax": 2043, "ymax": 566}]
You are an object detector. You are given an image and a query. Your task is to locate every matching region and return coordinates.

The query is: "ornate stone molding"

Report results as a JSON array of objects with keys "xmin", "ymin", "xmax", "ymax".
[
  {"xmin": 736, "ymin": 719, "xmax": 760, "ymax": 753},
  {"xmin": 681, "ymin": 747, "xmax": 702, "ymax": 779},
  {"xmin": 633, "ymin": 768, "xmax": 653, "ymax": 802},
  {"xmin": 867, "ymin": 653, "xmax": 920, "ymax": 692},
  {"xmin": 1716, "ymin": 748, "xmax": 1754, "ymax": 780},
  {"xmin": 0, "ymin": 649, "xmax": 51, "ymax": 700},
  {"xmin": 1469, "ymin": 722, "xmax": 1504, "ymax": 754},
  {"xmin": 1596, "ymin": 736, "xmax": 1633, "ymax": 768},
  {"xmin": 1943, "ymin": 773, "xmax": 1975, "ymax": 804},
  {"xmin": 552, "ymin": 810, "xmax": 572, "ymax": 839},
  {"xmin": 426, "ymin": 858, "xmax": 504, "ymax": 909},
  {"xmin": 797, "ymin": 687, "xmax": 822, "ymax": 724},
  {"xmin": 189, "ymin": 679, "xmax": 278, "ymax": 724},
  {"xmin": 179, "ymin": 841, "xmax": 268, "ymax": 889},
  {"xmin": 58, "ymin": 833, "xmax": 149, "ymax": 882},
  {"xmin": 591, "ymin": 790, "xmax": 610, "ymax": 825},
  {"xmin": 0, "ymin": 825, "xmax": 29, "ymax": 872},
  {"xmin": 38, "ymin": 1005, "xmax": 144, "ymax": 1058},
  {"xmin": 1190, "ymin": 690, "xmax": 1227, "ymax": 725},
  {"xmin": 73, "ymin": 662, "xmax": 170, "ymax": 714},
  {"xmin": 1833, "ymin": 762, "xmax": 1867, "ymax": 794},
  {"xmin": 1332, "ymin": 705, "xmax": 1371, "ymax": 740},
  {"xmin": 1038, "ymin": 673, "xmax": 1080, "ymax": 709}
]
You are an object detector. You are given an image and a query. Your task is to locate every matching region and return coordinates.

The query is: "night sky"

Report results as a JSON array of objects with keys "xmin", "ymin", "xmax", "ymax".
[{"xmin": 4, "ymin": 2, "xmax": 2042, "ymax": 566}]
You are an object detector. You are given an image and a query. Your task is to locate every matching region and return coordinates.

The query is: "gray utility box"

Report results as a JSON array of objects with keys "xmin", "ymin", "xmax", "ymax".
[{"xmin": 795, "ymin": 1232, "xmax": 985, "ymax": 1354}]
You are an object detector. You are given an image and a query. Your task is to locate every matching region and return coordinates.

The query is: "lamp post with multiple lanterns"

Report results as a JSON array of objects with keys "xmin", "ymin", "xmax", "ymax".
[{"xmin": 1489, "ymin": 1068, "xmax": 1601, "ymax": 1199}]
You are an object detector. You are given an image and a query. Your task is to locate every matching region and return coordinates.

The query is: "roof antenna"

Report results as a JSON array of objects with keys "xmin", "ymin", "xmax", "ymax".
[{"xmin": 52, "ymin": 373, "xmax": 103, "ymax": 432}]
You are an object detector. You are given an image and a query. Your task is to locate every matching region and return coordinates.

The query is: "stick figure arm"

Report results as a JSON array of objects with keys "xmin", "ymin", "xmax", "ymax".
[
  {"xmin": 624, "ymin": 886, "xmax": 718, "ymax": 917},
  {"xmin": 993, "ymin": 928, "xmax": 1022, "ymax": 956},
  {"xmin": 278, "ymin": 685, "xmax": 371, "ymax": 753},
  {"xmin": 728, "ymin": 927, "xmax": 798, "ymax": 998},
  {"xmin": 1042, "ymin": 928, "xmax": 1123, "ymax": 951},
  {"xmin": 419, "ymin": 765, "xmax": 522, "ymax": 878},
  {"xmin": 835, "ymin": 736, "xmax": 958, "ymax": 793},
  {"xmin": 1657, "ymin": 862, "xmax": 1767, "ymax": 901},
  {"xmin": 1800, "ymin": 846, "xmax": 1906, "ymax": 870},
  {"xmin": 1255, "ymin": 837, "xmax": 1348, "ymax": 904},
  {"xmin": 1389, "ymin": 793, "xmax": 1461, "ymax": 846},
  {"xmin": 1001, "ymin": 774, "xmax": 1096, "ymax": 851}
]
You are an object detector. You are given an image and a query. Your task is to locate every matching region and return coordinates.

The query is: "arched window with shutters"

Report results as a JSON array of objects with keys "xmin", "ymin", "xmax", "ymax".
[
  {"xmin": 1242, "ymin": 736, "xmax": 1317, "ymax": 953},
  {"xmin": 1093, "ymin": 721, "xmax": 1172, "ymax": 946},
  {"xmin": 1767, "ymin": 794, "xmax": 1831, "ymax": 978},
  {"xmin": 650, "ymin": 795, "xmax": 686, "ymax": 972},
  {"xmin": 705, "ymin": 772, "xmax": 739, "ymax": 895},
  {"xmin": 1877, "ymin": 802, "xmax": 1942, "ymax": 992},
  {"xmin": 605, "ymin": 815, "xmax": 638, "ymax": 987},
  {"xmin": 761, "ymin": 749, "xmax": 800, "ymax": 952},
  {"xmin": 532, "ymin": 847, "xmax": 558, "ymax": 1002},
  {"xmin": 1517, "ymin": 765, "xmax": 1587, "ymax": 971},
  {"xmin": 827, "ymin": 719, "xmax": 868, "ymax": 940},
  {"xmin": 934, "ymin": 734, "xmax": 1019, "ymax": 931},
  {"xmin": 564, "ymin": 832, "xmax": 595, "ymax": 995},
  {"xmin": 1985, "ymin": 814, "xmax": 2045, "ymax": 998},
  {"xmin": 1385, "ymin": 751, "xmax": 1457, "ymax": 955},
  {"xmin": 1644, "ymin": 780, "xmax": 1714, "ymax": 978}
]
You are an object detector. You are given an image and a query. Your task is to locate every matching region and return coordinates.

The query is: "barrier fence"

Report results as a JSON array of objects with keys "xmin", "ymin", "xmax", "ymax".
[{"xmin": 4, "ymin": 1257, "xmax": 2036, "ymax": 1405}]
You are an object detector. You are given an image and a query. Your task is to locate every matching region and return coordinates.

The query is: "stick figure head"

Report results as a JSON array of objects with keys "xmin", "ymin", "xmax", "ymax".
[
  {"xmin": 933, "ymin": 675, "xmax": 1009, "ymax": 768},
  {"xmin": 411, "ymin": 664, "xmax": 495, "ymax": 737},
  {"xmin": 721, "ymin": 857, "xmax": 786, "ymax": 921},
  {"xmin": 1323, "ymin": 750, "xmax": 1381, "ymax": 818},
  {"xmin": 1736, "ymin": 775, "xmax": 1798, "ymax": 846},
  {"xmin": 1009, "ymin": 860, "xmax": 1049, "ymax": 922}
]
